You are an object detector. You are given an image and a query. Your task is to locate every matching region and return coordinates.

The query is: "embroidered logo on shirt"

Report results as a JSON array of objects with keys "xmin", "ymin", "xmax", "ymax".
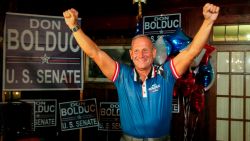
[{"xmin": 148, "ymin": 84, "xmax": 160, "ymax": 93}]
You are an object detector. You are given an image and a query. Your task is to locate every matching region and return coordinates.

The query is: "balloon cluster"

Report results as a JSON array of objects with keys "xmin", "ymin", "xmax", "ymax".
[{"xmin": 154, "ymin": 28, "xmax": 215, "ymax": 114}]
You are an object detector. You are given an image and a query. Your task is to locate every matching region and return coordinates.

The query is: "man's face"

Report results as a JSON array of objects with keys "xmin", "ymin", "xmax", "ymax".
[{"xmin": 129, "ymin": 36, "xmax": 156, "ymax": 71}]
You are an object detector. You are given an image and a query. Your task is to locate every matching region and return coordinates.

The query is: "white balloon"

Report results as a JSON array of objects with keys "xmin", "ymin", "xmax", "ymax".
[{"xmin": 154, "ymin": 35, "xmax": 169, "ymax": 65}]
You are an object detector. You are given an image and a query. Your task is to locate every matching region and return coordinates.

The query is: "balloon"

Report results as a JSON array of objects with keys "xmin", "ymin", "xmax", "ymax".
[
  {"xmin": 204, "ymin": 44, "xmax": 216, "ymax": 56},
  {"xmin": 195, "ymin": 60, "xmax": 215, "ymax": 91},
  {"xmin": 176, "ymin": 72, "xmax": 196, "ymax": 97},
  {"xmin": 173, "ymin": 84, "xmax": 179, "ymax": 97},
  {"xmin": 190, "ymin": 85, "xmax": 205, "ymax": 113},
  {"xmin": 191, "ymin": 48, "xmax": 206, "ymax": 68},
  {"xmin": 154, "ymin": 35, "xmax": 172, "ymax": 65},
  {"xmin": 201, "ymin": 44, "xmax": 216, "ymax": 65},
  {"xmin": 167, "ymin": 28, "xmax": 192, "ymax": 55}
]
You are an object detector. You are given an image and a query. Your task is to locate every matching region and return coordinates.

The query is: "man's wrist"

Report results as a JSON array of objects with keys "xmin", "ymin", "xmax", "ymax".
[
  {"xmin": 203, "ymin": 19, "xmax": 214, "ymax": 26},
  {"xmin": 70, "ymin": 24, "xmax": 81, "ymax": 32}
]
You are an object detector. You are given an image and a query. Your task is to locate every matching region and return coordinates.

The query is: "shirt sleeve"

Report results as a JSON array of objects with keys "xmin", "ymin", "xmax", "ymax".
[{"xmin": 112, "ymin": 61, "xmax": 120, "ymax": 82}]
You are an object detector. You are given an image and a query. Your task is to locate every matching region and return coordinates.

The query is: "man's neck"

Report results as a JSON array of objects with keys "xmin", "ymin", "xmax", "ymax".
[{"xmin": 135, "ymin": 67, "xmax": 152, "ymax": 82}]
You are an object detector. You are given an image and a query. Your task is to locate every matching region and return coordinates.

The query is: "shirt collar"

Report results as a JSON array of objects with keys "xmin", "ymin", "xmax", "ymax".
[{"xmin": 133, "ymin": 66, "xmax": 156, "ymax": 82}]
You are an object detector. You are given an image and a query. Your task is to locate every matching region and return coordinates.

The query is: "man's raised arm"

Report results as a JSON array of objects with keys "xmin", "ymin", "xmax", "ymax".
[
  {"xmin": 63, "ymin": 8, "xmax": 117, "ymax": 81},
  {"xmin": 173, "ymin": 3, "xmax": 220, "ymax": 76}
]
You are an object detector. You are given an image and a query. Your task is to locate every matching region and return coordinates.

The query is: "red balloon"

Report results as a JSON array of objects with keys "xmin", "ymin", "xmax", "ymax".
[
  {"xmin": 173, "ymin": 84, "xmax": 179, "ymax": 97},
  {"xmin": 204, "ymin": 44, "xmax": 216, "ymax": 55},
  {"xmin": 190, "ymin": 85, "xmax": 205, "ymax": 113},
  {"xmin": 201, "ymin": 44, "xmax": 216, "ymax": 65},
  {"xmin": 175, "ymin": 72, "xmax": 196, "ymax": 97}
]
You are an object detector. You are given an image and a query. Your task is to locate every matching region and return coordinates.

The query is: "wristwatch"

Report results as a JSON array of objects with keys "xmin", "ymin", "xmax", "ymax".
[{"xmin": 71, "ymin": 24, "xmax": 80, "ymax": 32}]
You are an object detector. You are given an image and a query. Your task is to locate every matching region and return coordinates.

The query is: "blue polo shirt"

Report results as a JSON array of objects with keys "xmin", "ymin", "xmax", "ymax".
[{"xmin": 112, "ymin": 59, "xmax": 180, "ymax": 138}]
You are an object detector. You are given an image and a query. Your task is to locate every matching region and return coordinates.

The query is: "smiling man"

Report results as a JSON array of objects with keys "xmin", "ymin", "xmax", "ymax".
[{"xmin": 63, "ymin": 3, "xmax": 219, "ymax": 141}]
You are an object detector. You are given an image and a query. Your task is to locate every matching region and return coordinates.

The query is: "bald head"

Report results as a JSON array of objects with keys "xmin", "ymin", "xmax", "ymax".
[{"xmin": 131, "ymin": 34, "xmax": 154, "ymax": 50}]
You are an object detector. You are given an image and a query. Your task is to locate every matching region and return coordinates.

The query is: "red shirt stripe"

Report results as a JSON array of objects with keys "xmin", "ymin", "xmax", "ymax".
[
  {"xmin": 112, "ymin": 61, "xmax": 120, "ymax": 82},
  {"xmin": 170, "ymin": 59, "xmax": 181, "ymax": 79}
]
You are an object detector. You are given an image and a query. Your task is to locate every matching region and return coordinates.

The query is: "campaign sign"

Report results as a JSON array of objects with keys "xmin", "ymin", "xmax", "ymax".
[
  {"xmin": 143, "ymin": 13, "xmax": 181, "ymax": 43},
  {"xmin": 172, "ymin": 96, "xmax": 180, "ymax": 113},
  {"xmin": 3, "ymin": 12, "xmax": 83, "ymax": 91},
  {"xmin": 59, "ymin": 98, "xmax": 98, "ymax": 131},
  {"xmin": 98, "ymin": 102, "xmax": 120, "ymax": 131},
  {"xmin": 22, "ymin": 99, "xmax": 57, "ymax": 128}
]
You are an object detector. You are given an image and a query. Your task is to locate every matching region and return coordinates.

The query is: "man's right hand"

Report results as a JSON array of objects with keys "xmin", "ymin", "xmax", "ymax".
[
  {"xmin": 63, "ymin": 8, "xmax": 79, "ymax": 29},
  {"xmin": 203, "ymin": 3, "xmax": 220, "ymax": 22}
]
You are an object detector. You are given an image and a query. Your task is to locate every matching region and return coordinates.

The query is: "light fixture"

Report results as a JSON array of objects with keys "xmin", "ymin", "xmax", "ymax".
[
  {"xmin": 3, "ymin": 91, "xmax": 21, "ymax": 101},
  {"xmin": 133, "ymin": 0, "xmax": 147, "ymax": 19},
  {"xmin": 133, "ymin": 0, "xmax": 146, "ymax": 4}
]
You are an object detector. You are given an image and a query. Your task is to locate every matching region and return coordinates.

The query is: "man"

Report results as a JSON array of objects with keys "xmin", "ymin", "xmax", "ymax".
[{"xmin": 63, "ymin": 3, "xmax": 219, "ymax": 141}]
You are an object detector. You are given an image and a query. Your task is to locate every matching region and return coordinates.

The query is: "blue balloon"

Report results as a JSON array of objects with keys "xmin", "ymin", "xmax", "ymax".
[
  {"xmin": 195, "ymin": 60, "xmax": 215, "ymax": 91},
  {"xmin": 167, "ymin": 28, "xmax": 192, "ymax": 55}
]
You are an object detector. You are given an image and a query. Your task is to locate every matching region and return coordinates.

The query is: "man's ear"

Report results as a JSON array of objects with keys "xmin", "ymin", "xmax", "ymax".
[
  {"xmin": 129, "ymin": 49, "xmax": 133, "ymax": 60},
  {"xmin": 152, "ymin": 47, "xmax": 157, "ymax": 59}
]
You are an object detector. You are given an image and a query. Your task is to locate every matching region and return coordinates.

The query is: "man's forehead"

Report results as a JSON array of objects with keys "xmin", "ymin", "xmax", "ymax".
[
  {"xmin": 132, "ymin": 34, "xmax": 152, "ymax": 41},
  {"xmin": 130, "ymin": 44, "xmax": 154, "ymax": 50}
]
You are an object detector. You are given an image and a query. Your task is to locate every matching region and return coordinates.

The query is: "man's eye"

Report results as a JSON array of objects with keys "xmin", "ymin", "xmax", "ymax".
[{"xmin": 133, "ymin": 50, "xmax": 139, "ymax": 54}]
